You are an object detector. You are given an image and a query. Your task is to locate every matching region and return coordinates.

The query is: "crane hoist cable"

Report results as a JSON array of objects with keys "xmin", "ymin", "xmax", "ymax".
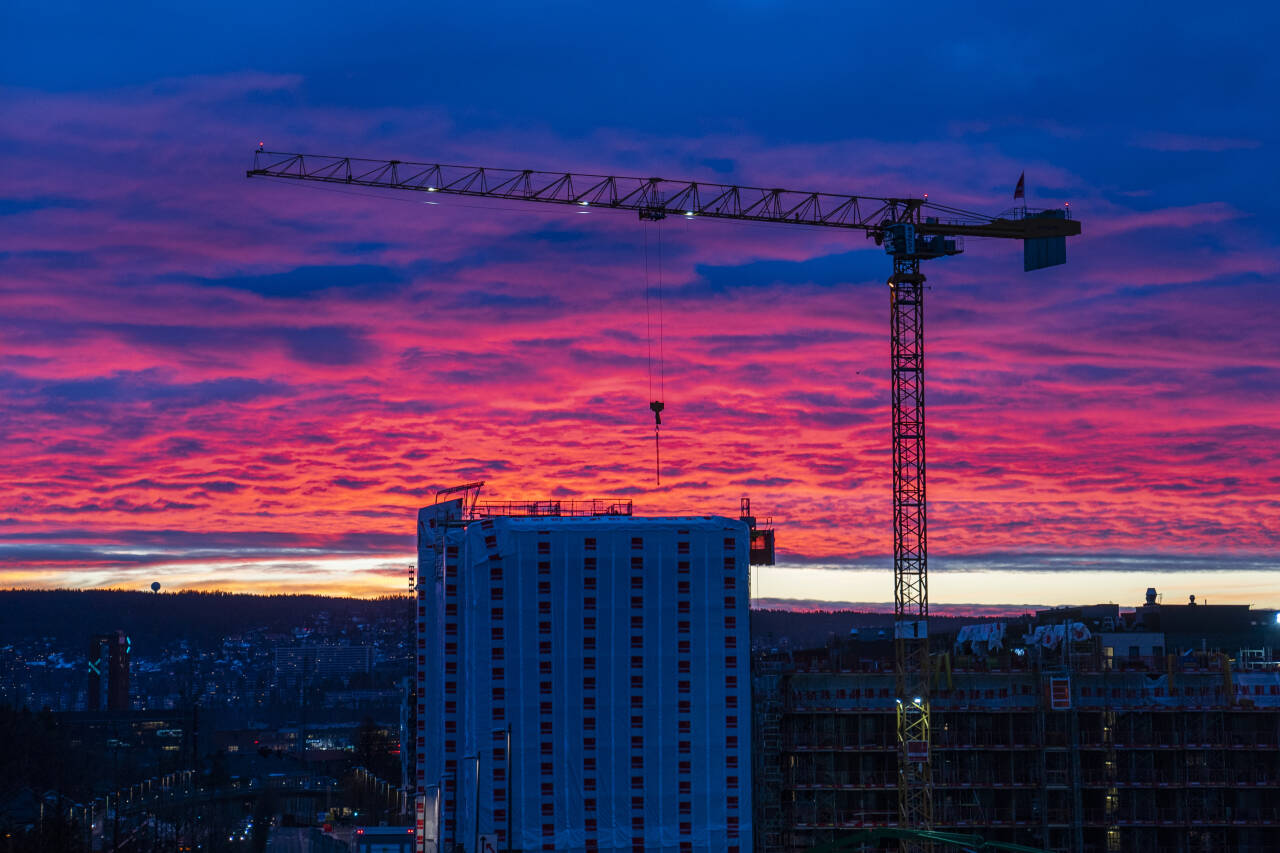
[{"xmin": 644, "ymin": 222, "xmax": 666, "ymax": 484}]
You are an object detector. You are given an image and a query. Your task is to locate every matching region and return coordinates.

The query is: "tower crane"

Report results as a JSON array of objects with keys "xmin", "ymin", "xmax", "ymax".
[{"xmin": 247, "ymin": 150, "xmax": 1081, "ymax": 846}]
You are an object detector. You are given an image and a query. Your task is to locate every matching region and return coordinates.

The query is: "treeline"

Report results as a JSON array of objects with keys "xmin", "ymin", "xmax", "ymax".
[{"xmin": 0, "ymin": 589, "xmax": 410, "ymax": 647}]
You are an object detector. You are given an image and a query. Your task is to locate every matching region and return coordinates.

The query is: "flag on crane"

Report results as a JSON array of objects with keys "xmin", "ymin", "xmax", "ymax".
[{"xmin": 1013, "ymin": 171, "xmax": 1026, "ymax": 200}]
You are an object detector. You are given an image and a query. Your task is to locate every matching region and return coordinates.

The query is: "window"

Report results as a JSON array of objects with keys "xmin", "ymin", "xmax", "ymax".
[
  {"xmin": 492, "ymin": 667, "xmax": 504, "ymax": 680},
  {"xmin": 491, "ymin": 607, "xmax": 504, "ymax": 620},
  {"xmin": 538, "ymin": 601, "xmax": 551, "ymax": 615},
  {"xmin": 679, "ymin": 780, "xmax": 691, "ymax": 795},
  {"xmin": 631, "ymin": 616, "xmax": 644, "ymax": 630},
  {"xmin": 539, "ymin": 621, "xmax": 551, "ymax": 635},
  {"xmin": 631, "ymin": 736, "xmax": 644, "ymax": 750},
  {"xmin": 490, "ymin": 566, "xmax": 503, "ymax": 581},
  {"xmin": 678, "ymin": 640, "xmax": 691, "ymax": 654},
  {"xmin": 678, "ymin": 700, "xmax": 691, "ymax": 713},
  {"xmin": 678, "ymin": 720, "xmax": 690, "ymax": 734},
  {"xmin": 678, "ymin": 601, "xmax": 690, "ymax": 613},
  {"xmin": 584, "ymin": 537, "xmax": 596, "ymax": 551},
  {"xmin": 584, "ymin": 717, "xmax": 596, "ymax": 731},
  {"xmin": 679, "ymin": 660, "xmax": 690, "ymax": 673},
  {"xmin": 677, "ymin": 541, "xmax": 690, "ymax": 554},
  {"xmin": 584, "ymin": 657, "xmax": 596, "ymax": 671},
  {"xmin": 584, "ymin": 757, "xmax": 596, "ymax": 772},
  {"xmin": 583, "ymin": 576, "xmax": 596, "ymax": 590},
  {"xmin": 631, "ymin": 573, "xmax": 644, "ymax": 587},
  {"xmin": 724, "ymin": 576, "xmax": 736, "ymax": 589},
  {"xmin": 583, "ymin": 696, "xmax": 596, "ymax": 711},
  {"xmin": 724, "ymin": 596, "xmax": 735, "ymax": 609},
  {"xmin": 540, "ymin": 701, "xmax": 553, "ymax": 714},
  {"xmin": 726, "ymin": 675, "xmax": 738, "ymax": 689},
  {"xmin": 631, "ymin": 596, "xmax": 644, "ymax": 609},
  {"xmin": 678, "ymin": 740, "xmax": 690, "ymax": 754},
  {"xmin": 678, "ymin": 560, "xmax": 690, "ymax": 573},
  {"xmin": 630, "ymin": 635, "xmax": 643, "ymax": 649},
  {"xmin": 492, "ymin": 647, "xmax": 505, "ymax": 661},
  {"xmin": 584, "ymin": 597, "xmax": 597, "ymax": 610},
  {"xmin": 538, "ymin": 581, "xmax": 551, "ymax": 595},
  {"xmin": 631, "ymin": 675, "xmax": 644, "ymax": 689},
  {"xmin": 678, "ymin": 680, "xmax": 691, "ymax": 693},
  {"xmin": 631, "ymin": 655, "xmax": 644, "ymax": 669},
  {"xmin": 539, "ymin": 661, "xmax": 551, "ymax": 675},
  {"xmin": 584, "ymin": 557, "xmax": 597, "ymax": 570},
  {"xmin": 538, "ymin": 560, "xmax": 551, "ymax": 574},
  {"xmin": 583, "ymin": 616, "xmax": 596, "ymax": 631},
  {"xmin": 631, "ymin": 716, "xmax": 644, "ymax": 729},
  {"xmin": 726, "ymin": 715, "xmax": 738, "ymax": 729},
  {"xmin": 539, "ymin": 641, "xmax": 551, "ymax": 655},
  {"xmin": 678, "ymin": 621, "xmax": 690, "ymax": 634},
  {"xmin": 723, "ymin": 556, "xmax": 736, "ymax": 570},
  {"xmin": 631, "ymin": 557, "xmax": 644, "ymax": 571},
  {"xmin": 582, "ymin": 737, "xmax": 595, "ymax": 750},
  {"xmin": 726, "ymin": 775, "xmax": 739, "ymax": 789},
  {"xmin": 631, "ymin": 537, "xmax": 643, "ymax": 549},
  {"xmin": 725, "ymin": 656, "xmax": 738, "ymax": 668},
  {"xmin": 584, "ymin": 636, "xmax": 596, "ymax": 650},
  {"xmin": 540, "ymin": 681, "xmax": 552, "ymax": 695},
  {"xmin": 724, "ymin": 537, "xmax": 735, "ymax": 549},
  {"xmin": 537, "ymin": 541, "xmax": 550, "ymax": 555},
  {"xmin": 725, "ymin": 616, "xmax": 737, "ymax": 630},
  {"xmin": 678, "ymin": 580, "xmax": 690, "ymax": 595}
]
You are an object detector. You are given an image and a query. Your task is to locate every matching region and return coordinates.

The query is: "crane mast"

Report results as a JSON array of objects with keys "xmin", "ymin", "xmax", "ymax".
[{"xmin": 248, "ymin": 150, "xmax": 1080, "ymax": 849}]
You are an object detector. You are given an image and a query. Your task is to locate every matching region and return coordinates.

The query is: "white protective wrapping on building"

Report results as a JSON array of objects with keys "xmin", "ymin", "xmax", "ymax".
[{"xmin": 416, "ymin": 510, "xmax": 752, "ymax": 853}]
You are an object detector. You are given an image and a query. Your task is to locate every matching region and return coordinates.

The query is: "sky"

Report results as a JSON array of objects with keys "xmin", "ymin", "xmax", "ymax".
[{"xmin": 2, "ymin": 1, "xmax": 1279, "ymax": 609}]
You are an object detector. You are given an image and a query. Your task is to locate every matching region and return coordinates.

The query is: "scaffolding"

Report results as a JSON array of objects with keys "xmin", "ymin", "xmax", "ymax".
[{"xmin": 753, "ymin": 654, "xmax": 1280, "ymax": 853}]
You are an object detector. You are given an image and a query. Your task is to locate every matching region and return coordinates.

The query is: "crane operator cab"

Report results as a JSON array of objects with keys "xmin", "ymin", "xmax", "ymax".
[{"xmin": 881, "ymin": 222, "xmax": 964, "ymax": 260}]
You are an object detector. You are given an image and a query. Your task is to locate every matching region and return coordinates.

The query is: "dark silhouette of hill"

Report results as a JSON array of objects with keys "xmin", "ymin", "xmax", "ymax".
[
  {"xmin": 0, "ymin": 590, "xmax": 1004, "ymax": 652},
  {"xmin": 750, "ymin": 608, "xmax": 998, "ymax": 650},
  {"xmin": 0, "ymin": 589, "xmax": 409, "ymax": 648}
]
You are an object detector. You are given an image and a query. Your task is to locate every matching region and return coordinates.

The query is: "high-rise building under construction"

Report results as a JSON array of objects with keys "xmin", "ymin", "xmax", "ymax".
[{"xmin": 413, "ymin": 496, "xmax": 756, "ymax": 853}]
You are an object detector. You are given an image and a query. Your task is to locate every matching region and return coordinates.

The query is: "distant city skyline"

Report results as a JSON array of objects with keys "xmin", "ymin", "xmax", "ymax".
[{"xmin": 3, "ymin": 3, "xmax": 1278, "ymax": 604}]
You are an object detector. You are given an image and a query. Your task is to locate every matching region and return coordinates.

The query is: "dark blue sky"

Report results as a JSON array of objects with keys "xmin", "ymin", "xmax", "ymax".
[{"xmin": 2, "ymin": 2, "xmax": 1279, "ymax": 602}]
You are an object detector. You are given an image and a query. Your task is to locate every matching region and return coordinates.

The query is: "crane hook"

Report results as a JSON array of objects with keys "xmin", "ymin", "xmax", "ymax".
[{"xmin": 649, "ymin": 400, "xmax": 664, "ymax": 484}]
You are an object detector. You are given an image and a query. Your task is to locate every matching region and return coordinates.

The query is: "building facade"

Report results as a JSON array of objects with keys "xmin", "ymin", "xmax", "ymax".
[
  {"xmin": 415, "ymin": 500, "xmax": 753, "ymax": 853},
  {"xmin": 753, "ymin": 656, "xmax": 1280, "ymax": 853}
]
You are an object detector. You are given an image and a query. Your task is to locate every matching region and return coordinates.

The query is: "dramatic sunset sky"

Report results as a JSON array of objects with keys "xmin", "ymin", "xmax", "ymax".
[{"xmin": 2, "ymin": 3, "xmax": 1278, "ymax": 609}]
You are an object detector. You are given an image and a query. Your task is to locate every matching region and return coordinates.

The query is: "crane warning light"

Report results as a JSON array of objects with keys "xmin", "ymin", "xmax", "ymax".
[
  {"xmin": 684, "ymin": 211, "xmax": 695, "ymax": 217},
  {"xmin": 578, "ymin": 201, "xmax": 589, "ymax": 206}
]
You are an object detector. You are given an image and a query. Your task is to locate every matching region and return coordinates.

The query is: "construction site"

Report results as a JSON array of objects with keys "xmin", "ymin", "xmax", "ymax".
[
  {"xmin": 247, "ymin": 154, "xmax": 1280, "ymax": 852},
  {"xmin": 752, "ymin": 592, "xmax": 1280, "ymax": 853}
]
